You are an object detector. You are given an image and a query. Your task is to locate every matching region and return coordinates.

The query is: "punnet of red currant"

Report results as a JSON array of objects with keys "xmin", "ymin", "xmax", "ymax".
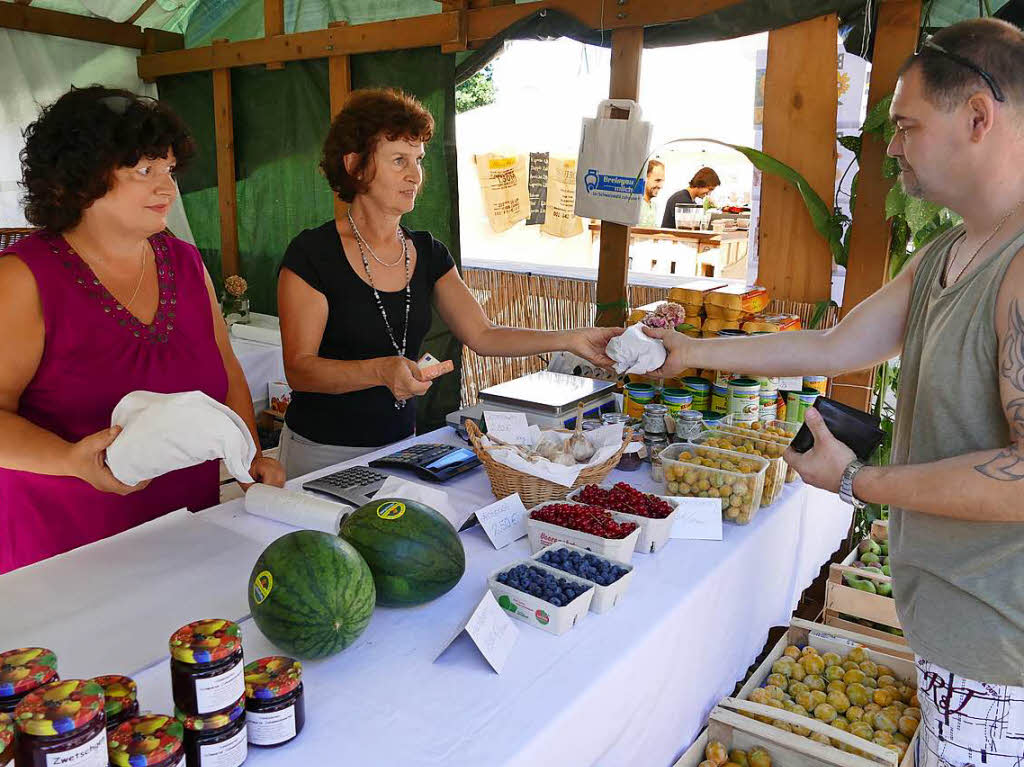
[
  {"xmin": 576, "ymin": 482, "xmax": 674, "ymax": 519},
  {"xmin": 529, "ymin": 503, "xmax": 639, "ymax": 539}
]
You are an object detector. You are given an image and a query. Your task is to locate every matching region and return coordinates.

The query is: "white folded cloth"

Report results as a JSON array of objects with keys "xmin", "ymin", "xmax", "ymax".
[
  {"xmin": 229, "ymin": 314, "xmax": 281, "ymax": 345},
  {"xmin": 106, "ymin": 391, "xmax": 257, "ymax": 485},
  {"xmin": 605, "ymin": 323, "xmax": 667, "ymax": 374},
  {"xmin": 245, "ymin": 485, "xmax": 352, "ymax": 534}
]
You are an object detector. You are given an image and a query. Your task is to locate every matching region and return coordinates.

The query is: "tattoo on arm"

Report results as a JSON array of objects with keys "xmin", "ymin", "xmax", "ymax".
[{"xmin": 977, "ymin": 299, "xmax": 1024, "ymax": 481}]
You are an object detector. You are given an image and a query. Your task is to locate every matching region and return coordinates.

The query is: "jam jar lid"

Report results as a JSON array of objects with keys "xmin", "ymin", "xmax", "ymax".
[
  {"xmin": 244, "ymin": 657, "xmax": 302, "ymax": 701},
  {"xmin": 0, "ymin": 711, "xmax": 13, "ymax": 750},
  {"xmin": 108, "ymin": 715, "xmax": 184, "ymax": 767},
  {"xmin": 174, "ymin": 696, "xmax": 245, "ymax": 732},
  {"xmin": 93, "ymin": 675, "xmax": 137, "ymax": 720},
  {"xmin": 13, "ymin": 679, "xmax": 104, "ymax": 737},
  {"xmin": 169, "ymin": 619, "xmax": 242, "ymax": 665},
  {"xmin": 0, "ymin": 647, "xmax": 58, "ymax": 698}
]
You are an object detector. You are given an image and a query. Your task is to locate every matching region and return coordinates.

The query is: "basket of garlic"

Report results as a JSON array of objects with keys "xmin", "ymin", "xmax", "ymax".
[{"xmin": 465, "ymin": 413, "xmax": 632, "ymax": 506}]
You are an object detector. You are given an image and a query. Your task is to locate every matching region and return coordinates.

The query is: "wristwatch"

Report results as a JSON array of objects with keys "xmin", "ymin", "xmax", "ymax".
[{"xmin": 839, "ymin": 459, "xmax": 867, "ymax": 509}]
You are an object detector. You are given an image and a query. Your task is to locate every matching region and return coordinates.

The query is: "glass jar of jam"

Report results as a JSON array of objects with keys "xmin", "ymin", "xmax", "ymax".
[
  {"xmin": 169, "ymin": 620, "xmax": 245, "ymax": 717},
  {"xmin": 13, "ymin": 679, "xmax": 107, "ymax": 767},
  {"xmin": 175, "ymin": 698, "xmax": 246, "ymax": 767},
  {"xmin": 93, "ymin": 675, "xmax": 139, "ymax": 732},
  {"xmin": 0, "ymin": 648, "xmax": 58, "ymax": 715},
  {"xmin": 243, "ymin": 657, "xmax": 304, "ymax": 748},
  {"xmin": 1, "ymin": 711, "xmax": 14, "ymax": 766},
  {"xmin": 108, "ymin": 714, "xmax": 185, "ymax": 767}
]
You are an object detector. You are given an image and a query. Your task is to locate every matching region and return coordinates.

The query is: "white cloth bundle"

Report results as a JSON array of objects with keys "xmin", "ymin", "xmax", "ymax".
[
  {"xmin": 605, "ymin": 323, "xmax": 667, "ymax": 374},
  {"xmin": 106, "ymin": 391, "xmax": 257, "ymax": 485},
  {"xmin": 244, "ymin": 485, "xmax": 352, "ymax": 534}
]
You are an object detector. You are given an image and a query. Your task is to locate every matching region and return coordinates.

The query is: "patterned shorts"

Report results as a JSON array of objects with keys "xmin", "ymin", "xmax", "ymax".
[{"xmin": 916, "ymin": 657, "xmax": 1024, "ymax": 766}]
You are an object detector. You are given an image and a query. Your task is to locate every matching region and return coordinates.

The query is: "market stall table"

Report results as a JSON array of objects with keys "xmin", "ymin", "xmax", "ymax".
[
  {"xmin": 228, "ymin": 314, "xmax": 285, "ymax": 414},
  {"xmin": 2, "ymin": 427, "xmax": 851, "ymax": 767}
]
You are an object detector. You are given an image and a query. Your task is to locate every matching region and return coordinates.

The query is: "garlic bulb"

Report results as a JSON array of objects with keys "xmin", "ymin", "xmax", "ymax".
[
  {"xmin": 533, "ymin": 433, "xmax": 562, "ymax": 461},
  {"xmin": 552, "ymin": 442, "xmax": 577, "ymax": 466},
  {"xmin": 566, "ymin": 407, "xmax": 596, "ymax": 462}
]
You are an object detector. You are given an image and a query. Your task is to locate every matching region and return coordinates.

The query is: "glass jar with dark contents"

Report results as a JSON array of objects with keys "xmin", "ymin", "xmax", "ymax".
[
  {"xmin": 108, "ymin": 714, "xmax": 185, "ymax": 767},
  {"xmin": 1, "ymin": 711, "xmax": 14, "ymax": 766},
  {"xmin": 175, "ymin": 697, "xmax": 247, "ymax": 767},
  {"xmin": 93, "ymin": 675, "xmax": 139, "ymax": 732},
  {"xmin": 169, "ymin": 620, "xmax": 245, "ymax": 717},
  {"xmin": 243, "ymin": 657, "xmax": 304, "ymax": 748},
  {"xmin": 13, "ymin": 679, "xmax": 107, "ymax": 767},
  {"xmin": 0, "ymin": 648, "xmax": 58, "ymax": 715}
]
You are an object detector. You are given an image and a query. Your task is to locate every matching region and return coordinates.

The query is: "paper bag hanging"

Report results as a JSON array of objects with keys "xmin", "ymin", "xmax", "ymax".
[
  {"xmin": 541, "ymin": 156, "xmax": 584, "ymax": 238},
  {"xmin": 475, "ymin": 153, "xmax": 530, "ymax": 233},
  {"xmin": 574, "ymin": 99, "xmax": 653, "ymax": 226}
]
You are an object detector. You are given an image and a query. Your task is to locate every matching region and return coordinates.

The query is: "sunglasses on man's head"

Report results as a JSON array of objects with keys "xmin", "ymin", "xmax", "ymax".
[{"xmin": 914, "ymin": 37, "xmax": 1006, "ymax": 103}]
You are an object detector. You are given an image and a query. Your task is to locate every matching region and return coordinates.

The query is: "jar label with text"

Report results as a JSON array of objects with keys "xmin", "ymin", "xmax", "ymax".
[
  {"xmin": 196, "ymin": 661, "xmax": 245, "ymax": 714},
  {"xmin": 198, "ymin": 724, "xmax": 247, "ymax": 767},
  {"xmin": 45, "ymin": 727, "xmax": 107, "ymax": 767},
  {"xmin": 247, "ymin": 706, "xmax": 296, "ymax": 745}
]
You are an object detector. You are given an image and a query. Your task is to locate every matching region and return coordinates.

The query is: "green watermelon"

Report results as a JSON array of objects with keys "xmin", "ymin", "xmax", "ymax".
[
  {"xmin": 339, "ymin": 498, "xmax": 466, "ymax": 607},
  {"xmin": 248, "ymin": 530, "xmax": 375, "ymax": 659}
]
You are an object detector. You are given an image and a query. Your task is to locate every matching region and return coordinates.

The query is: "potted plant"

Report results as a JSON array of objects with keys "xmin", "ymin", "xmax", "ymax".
[{"xmin": 222, "ymin": 275, "xmax": 250, "ymax": 325}]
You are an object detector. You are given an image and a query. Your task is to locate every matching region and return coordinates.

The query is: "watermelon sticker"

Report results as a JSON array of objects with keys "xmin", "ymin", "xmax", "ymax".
[
  {"xmin": 376, "ymin": 501, "xmax": 406, "ymax": 520},
  {"xmin": 534, "ymin": 609, "xmax": 550, "ymax": 625},
  {"xmin": 252, "ymin": 571, "xmax": 274, "ymax": 605}
]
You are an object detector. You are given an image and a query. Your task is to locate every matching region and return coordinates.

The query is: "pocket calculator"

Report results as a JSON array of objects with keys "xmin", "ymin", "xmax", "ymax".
[
  {"xmin": 301, "ymin": 466, "xmax": 391, "ymax": 506},
  {"xmin": 369, "ymin": 443, "xmax": 481, "ymax": 482}
]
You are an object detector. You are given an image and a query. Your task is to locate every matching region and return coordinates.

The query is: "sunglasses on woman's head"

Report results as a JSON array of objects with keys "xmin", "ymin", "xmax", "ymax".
[{"xmin": 914, "ymin": 37, "xmax": 1006, "ymax": 103}]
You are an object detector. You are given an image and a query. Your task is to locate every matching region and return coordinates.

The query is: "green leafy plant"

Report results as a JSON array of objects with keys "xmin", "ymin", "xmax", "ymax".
[{"xmin": 456, "ymin": 63, "xmax": 496, "ymax": 114}]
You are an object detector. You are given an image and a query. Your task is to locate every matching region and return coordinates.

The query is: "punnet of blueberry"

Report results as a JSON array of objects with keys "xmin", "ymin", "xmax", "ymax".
[
  {"xmin": 495, "ymin": 564, "xmax": 593, "ymax": 606},
  {"xmin": 537, "ymin": 547, "xmax": 630, "ymax": 587}
]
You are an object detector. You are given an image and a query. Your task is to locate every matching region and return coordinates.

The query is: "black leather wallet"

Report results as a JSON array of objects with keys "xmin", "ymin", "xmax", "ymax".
[{"xmin": 790, "ymin": 396, "xmax": 885, "ymax": 462}]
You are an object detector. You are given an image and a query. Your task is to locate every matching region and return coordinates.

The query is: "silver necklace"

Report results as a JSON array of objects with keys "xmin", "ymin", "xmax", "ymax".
[
  {"xmin": 349, "ymin": 217, "xmax": 412, "ymax": 410},
  {"xmin": 347, "ymin": 211, "xmax": 404, "ymax": 267},
  {"xmin": 944, "ymin": 200, "xmax": 1024, "ymax": 286}
]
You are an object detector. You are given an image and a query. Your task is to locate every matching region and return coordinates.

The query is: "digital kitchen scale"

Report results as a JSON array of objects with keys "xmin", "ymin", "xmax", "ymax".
[{"xmin": 447, "ymin": 371, "xmax": 618, "ymax": 435}]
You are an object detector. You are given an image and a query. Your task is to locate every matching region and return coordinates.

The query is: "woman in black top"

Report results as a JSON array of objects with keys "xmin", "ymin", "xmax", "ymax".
[{"xmin": 277, "ymin": 88, "xmax": 621, "ymax": 478}]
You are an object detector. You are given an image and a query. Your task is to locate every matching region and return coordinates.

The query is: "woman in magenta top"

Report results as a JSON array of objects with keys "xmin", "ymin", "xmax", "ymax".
[{"xmin": 0, "ymin": 87, "xmax": 284, "ymax": 573}]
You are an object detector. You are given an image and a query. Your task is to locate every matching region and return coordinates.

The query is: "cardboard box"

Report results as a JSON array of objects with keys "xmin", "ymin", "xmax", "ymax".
[
  {"xmin": 566, "ymin": 485, "xmax": 679, "ymax": 553},
  {"xmin": 526, "ymin": 501, "xmax": 641, "ymax": 562},
  {"xmin": 531, "ymin": 542, "xmax": 635, "ymax": 613},
  {"xmin": 268, "ymin": 381, "xmax": 292, "ymax": 415},
  {"xmin": 487, "ymin": 560, "xmax": 595, "ymax": 635}
]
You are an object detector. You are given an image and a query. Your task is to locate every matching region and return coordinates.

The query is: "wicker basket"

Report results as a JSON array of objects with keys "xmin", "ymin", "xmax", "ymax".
[{"xmin": 465, "ymin": 419, "xmax": 632, "ymax": 507}]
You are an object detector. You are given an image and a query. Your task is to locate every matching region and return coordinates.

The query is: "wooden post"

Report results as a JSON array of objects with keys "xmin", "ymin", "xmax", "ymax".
[
  {"xmin": 212, "ymin": 40, "xmax": 240, "ymax": 278},
  {"xmin": 264, "ymin": 0, "xmax": 284, "ymax": 70},
  {"xmin": 756, "ymin": 13, "xmax": 839, "ymax": 303},
  {"xmin": 832, "ymin": 0, "xmax": 922, "ymax": 411},
  {"xmin": 594, "ymin": 26, "xmax": 643, "ymax": 328},
  {"xmin": 328, "ymin": 21, "xmax": 352, "ymax": 220}
]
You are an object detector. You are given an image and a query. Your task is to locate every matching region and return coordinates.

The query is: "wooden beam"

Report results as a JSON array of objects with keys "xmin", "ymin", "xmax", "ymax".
[
  {"xmin": 441, "ymin": 0, "xmax": 469, "ymax": 54},
  {"xmin": 832, "ymin": 0, "xmax": 922, "ymax": 412},
  {"xmin": 328, "ymin": 21, "xmax": 352, "ymax": 220},
  {"xmin": 756, "ymin": 13, "xmax": 839, "ymax": 303},
  {"xmin": 0, "ymin": 2, "xmax": 182, "ymax": 50},
  {"xmin": 264, "ymin": 0, "xmax": 285, "ymax": 70},
  {"xmin": 594, "ymin": 26, "xmax": 643, "ymax": 328},
  {"xmin": 125, "ymin": 0, "xmax": 156, "ymax": 26},
  {"xmin": 138, "ymin": 0, "xmax": 744, "ymax": 79},
  {"xmin": 212, "ymin": 43, "xmax": 240, "ymax": 279}
]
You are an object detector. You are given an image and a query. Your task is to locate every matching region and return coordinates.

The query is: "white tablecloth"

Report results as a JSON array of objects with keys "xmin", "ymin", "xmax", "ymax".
[
  {"xmin": 229, "ymin": 337, "xmax": 285, "ymax": 414},
  {"xmin": 5, "ymin": 428, "xmax": 851, "ymax": 767}
]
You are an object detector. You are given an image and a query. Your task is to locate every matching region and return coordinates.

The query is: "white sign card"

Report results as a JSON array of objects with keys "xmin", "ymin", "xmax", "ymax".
[
  {"xmin": 483, "ymin": 410, "xmax": 532, "ymax": 446},
  {"xmin": 668, "ymin": 497, "xmax": 723, "ymax": 541},
  {"xmin": 475, "ymin": 493, "xmax": 529, "ymax": 549},
  {"xmin": 434, "ymin": 590, "xmax": 519, "ymax": 674}
]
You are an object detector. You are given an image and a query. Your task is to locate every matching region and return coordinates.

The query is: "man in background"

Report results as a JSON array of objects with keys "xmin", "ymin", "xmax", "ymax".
[
  {"xmin": 660, "ymin": 166, "xmax": 721, "ymax": 228},
  {"xmin": 638, "ymin": 159, "xmax": 664, "ymax": 227}
]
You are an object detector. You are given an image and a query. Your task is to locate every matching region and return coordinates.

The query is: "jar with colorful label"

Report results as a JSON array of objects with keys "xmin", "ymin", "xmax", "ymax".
[
  {"xmin": 175, "ymin": 697, "xmax": 246, "ymax": 767},
  {"xmin": 244, "ymin": 658, "xmax": 304, "ymax": 748},
  {"xmin": 13, "ymin": 679, "xmax": 107, "ymax": 767},
  {"xmin": 681, "ymin": 376, "xmax": 711, "ymax": 411},
  {"xmin": 759, "ymin": 393, "xmax": 778, "ymax": 422},
  {"xmin": 1, "ymin": 711, "xmax": 13, "ymax": 766},
  {"xmin": 108, "ymin": 715, "xmax": 185, "ymax": 767},
  {"xmin": 660, "ymin": 388, "xmax": 693, "ymax": 417},
  {"xmin": 623, "ymin": 383, "xmax": 656, "ymax": 420},
  {"xmin": 710, "ymin": 383, "xmax": 728, "ymax": 413},
  {"xmin": 728, "ymin": 378, "xmax": 761, "ymax": 425},
  {"xmin": 93, "ymin": 676, "xmax": 139, "ymax": 732},
  {"xmin": 0, "ymin": 648, "xmax": 58, "ymax": 715},
  {"xmin": 803, "ymin": 376, "xmax": 828, "ymax": 396},
  {"xmin": 713, "ymin": 370, "xmax": 733, "ymax": 388},
  {"xmin": 169, "ymin": 620, "xmax": 245, "ymax": 717}
]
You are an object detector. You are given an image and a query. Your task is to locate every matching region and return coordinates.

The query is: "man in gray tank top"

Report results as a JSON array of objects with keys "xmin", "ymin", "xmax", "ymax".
[{"xmin": 647, "ymin": 18, "xmax": 1024, "ymax": 766}]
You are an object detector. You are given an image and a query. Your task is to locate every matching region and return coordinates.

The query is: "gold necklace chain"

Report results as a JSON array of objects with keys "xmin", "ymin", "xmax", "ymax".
[
  {"xmin": 944, "ymin": 200, "xmax": 1024, "ymax": 286},
  {"xmin": 74, "ymin": 238, "xmax": 149, "ymax": 310}
]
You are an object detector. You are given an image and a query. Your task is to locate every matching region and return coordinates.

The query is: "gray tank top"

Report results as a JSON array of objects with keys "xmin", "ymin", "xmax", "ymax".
[{"xmin": 890, "ymin": 223, "xmax": 1024, "ymax": 685}]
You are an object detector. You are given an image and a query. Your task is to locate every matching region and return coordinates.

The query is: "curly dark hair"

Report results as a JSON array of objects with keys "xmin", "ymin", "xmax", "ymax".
[
  {"xmin": 321, "ymin": 88, "xmax": 435, "ymax": 203},
  {"xmin": 20, "ymin": 86, "xmax": 196, "ymax": 232}
]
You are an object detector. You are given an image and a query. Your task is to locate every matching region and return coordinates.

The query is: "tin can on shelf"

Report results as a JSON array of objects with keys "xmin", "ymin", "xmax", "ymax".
[{"xmin": 727, "ymin": 377, "xmax": 761, "ymax": 425}]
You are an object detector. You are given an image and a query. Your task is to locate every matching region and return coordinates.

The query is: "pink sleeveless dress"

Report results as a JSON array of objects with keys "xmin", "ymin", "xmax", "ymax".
[{"xmin": 0, "ymin": 231, "xmax": 228, "ymax": 573}]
